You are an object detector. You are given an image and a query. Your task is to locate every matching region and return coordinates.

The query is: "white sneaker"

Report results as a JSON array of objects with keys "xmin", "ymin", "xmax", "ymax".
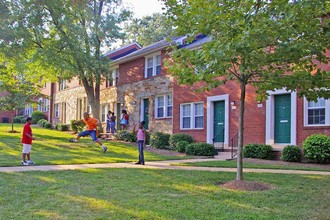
[
  {"xmin": 27, "ymin": 160, "xmax": 35, "ymax": 165},
  {"xmin": 22, "ymin": 161, "xmax": 29, "ymax": 166},
  {"xmin": 102, "ymin": 146, "xmax": 108, "ymax": 153},
  {"xmin": 69, "ymin": 139, "xmax": 78, "ymax": 143}
]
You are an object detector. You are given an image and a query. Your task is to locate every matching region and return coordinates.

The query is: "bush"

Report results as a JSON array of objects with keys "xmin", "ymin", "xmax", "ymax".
[
  {"xmin": 185, "ymin": 142, "xmax": 215, "ymax": 156},
  {"xmin": 37, "ymin": 119, "xmax": 48, "ymax": 127},
  {"xmin": 31, "ymin": 111, "xmax": 45, "ymax": 124},
  {"xmin": 44, "ymin": 122, "xmax": 52, "ymax": 129},
  {"xmin": 70, "ymin": 120, "xmax": 85, "ymax": 132},
  {"xmin": 303, "ymin": 134, "xmax": 330, "ymax": 163},
  {"xmin": 281, "ymin": 145, "xmax": 302, "ymax": 162},
  {"xmin": 169, "ymin": 133, "xmax": 194, "ymax": 148},
  {"xmin": 57, "ymin": 124, "xmax": 69, "ymax": 131},
  {"xmin": 243, "ymin": 144, "xmax": 274, "ymax": 159},
  {"xmin": 150, "ymin": 132, "xmax": 170, "ymax": 149},
  {"xmin": 13, "ymin": 116, "xmax": 26, "ymax": 123},
  {"xmin": 114, "ymin": 130, "xmax": 137, "ymax": 142},
  {"xmin": 176, "ymin": 141, "xmax": 189, "ymax": 153}
]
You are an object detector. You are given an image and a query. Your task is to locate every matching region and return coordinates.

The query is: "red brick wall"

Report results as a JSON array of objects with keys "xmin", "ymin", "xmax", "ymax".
[
  {"xmin": 296, "ymin": 97, "xmax": 330, "ymax": 146},
  {"xmin": 173, "ymin": 80, "xmax": 266, "ymax": 145}
]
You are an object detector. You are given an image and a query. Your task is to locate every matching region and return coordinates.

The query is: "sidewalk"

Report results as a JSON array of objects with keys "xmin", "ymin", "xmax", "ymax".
[{"xmin": 1, "ymin": 152, "xmax": 329, "ymax": 175}]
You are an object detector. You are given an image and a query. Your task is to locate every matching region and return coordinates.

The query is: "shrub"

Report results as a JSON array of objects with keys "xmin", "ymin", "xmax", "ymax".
[
  {"xmin": 31, "ymin": 111, "xmax": 45, "ymax": 124},
  {"xmin": 57, "ymin": 124, "xmax": 69, "ymax": 131},
  {"xmin": 243, "ymin": 144, "xmax": 274, "ymax": 159},
  {"xmin": 303, "ymin": 134, "xmax": 330, "ymax": 163},
  {"xmin": 185, "ymin": 142, "xmax": 215, "ymax": 156},
  {"xmin": 37, "ymin": 119, "xmax": 48, "ymax": 127},
  {"xmin": 150, "ymin": 132, "xmax": 170, "ymax": 149},
  {"xmin": 281, "ymin": 145, "xmax": 302, "ymax": 162},
  {"xmin": 114, "ymin": 130, "xmax": 137, "ymax": 142},
  {"xmin": 44, "ymin": 122, "xmax": 52, "ymax": 129},
  {"xmin": 13, "ymin": 116, "xmax": 26, "ymax": 123},
  {"xmin": 70, "ymin": 120, "xmax": 85, "ymax": 132},
  {"xmin": 176, "ymin": 141, "xmax": 189, "ymax": 153},
  {"xmin": 169, "ymin": 133, "xmax": 194, "ymax": 148}
]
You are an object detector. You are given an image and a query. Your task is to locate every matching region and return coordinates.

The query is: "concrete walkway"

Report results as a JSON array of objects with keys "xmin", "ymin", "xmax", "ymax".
[{"xmin": 1, "ymin": 152, "xmax": 329, "ymax": 175}]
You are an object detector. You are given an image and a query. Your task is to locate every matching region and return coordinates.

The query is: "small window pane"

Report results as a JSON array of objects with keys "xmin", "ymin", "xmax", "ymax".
[
  {"xmin": 195, "ymin": 103, "xmax": 203, "ymax": 116},
  {"xmin": 308, "ymin": 98, "xmax": 325, "ymax": 108},
  {"xmin": 182, "ymin": 104, "xmax": 191, "ymax": 117},
  {"xmin": 195, "ymin": 116, "xmax": 204, "ymax": 128},
  {"xmin": 308, "ymin": 109, "xmax": 325, "ymax": 125},
  {"xmin": 183, "ymin": 117, "xmax": 191, "ymax": 128},
  {"xmin": 156, "ymin": 65, "xmax": 161, "ymax": 75},
  {"xmin": 147, "ymin": 68, "xmax": 153, "ymax": 77},
  {"xmin": 147, "ymin": 57, "xmax": 153, "ymax": 67}
]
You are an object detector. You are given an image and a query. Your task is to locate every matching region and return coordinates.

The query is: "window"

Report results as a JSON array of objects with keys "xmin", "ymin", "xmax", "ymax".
[
  {"xmin": 145, "ymin": 53, "xmax": 161, "ymax": 78},
  {"xmin": 101, "ymin": 104, "xmax": 108, "ymax": 122},
  {"xmin": 305, "ymin": 98, "xmax": 330, "ymax": 126},
  {"xmin": 155, "ymin": 94, "xmax": 172, "ymax": 118},
  {"xmin": 37, "ymin": 98, "xmax": 43, "ymax": 111},
  {"xmin": 43, "ymin": 99, "xmax": 49, "ymax": 112},
  {"xmin": 180, "ymin": 102, "xmax": 204, "ymax": 129},
  {"xmin": 54, "ymin": 104, "xmax": 60, "ymax": 118},
  {"xmin": 107, "ymin": 68, "xmax": 119, "ymax": 87},
  {"xmin": 59, "ymin": 80, "xmax": 66, "ymax": 91},
  {"xmin": 25, "ymin": 104, "xmax": 32, "ymax": 117}
]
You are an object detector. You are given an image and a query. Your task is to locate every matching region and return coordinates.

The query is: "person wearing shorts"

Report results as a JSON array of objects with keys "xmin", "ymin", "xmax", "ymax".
[
  {"xmin": 21, "ymin": 117, "xmax": 35, "ymax": 166},
  {"xmin": 72, "ymin": 112, "xmax": 108, "ymax": 153}
]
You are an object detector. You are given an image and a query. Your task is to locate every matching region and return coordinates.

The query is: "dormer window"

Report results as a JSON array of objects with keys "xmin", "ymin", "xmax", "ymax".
[
  {"xmin": 59, "ymin": 80, "xmax": 67, "ymax": 91},
  {"xmin": 145, "ymin": 53, "xmax": 161, "ymax": 78}
]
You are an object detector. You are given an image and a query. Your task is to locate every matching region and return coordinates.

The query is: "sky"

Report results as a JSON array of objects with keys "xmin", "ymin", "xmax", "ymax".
[{"xmin": 122, "ymin": 0, "xmax": 165, "ymax": 18}]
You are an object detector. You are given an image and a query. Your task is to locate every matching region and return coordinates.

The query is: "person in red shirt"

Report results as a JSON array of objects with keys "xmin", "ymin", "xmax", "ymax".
[
  {"xmin": 71, "ymin": 112, "xmax": 108, "ymax": 153},
  {"xmin": 21, "ymin": 117, "xmax": 35, "ymax": 166}
]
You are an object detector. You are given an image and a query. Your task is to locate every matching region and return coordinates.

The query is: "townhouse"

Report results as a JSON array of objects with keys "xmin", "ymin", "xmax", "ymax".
[{"xmin": 14, "ymin": 35, "xmax": 330, "ymax": 151}]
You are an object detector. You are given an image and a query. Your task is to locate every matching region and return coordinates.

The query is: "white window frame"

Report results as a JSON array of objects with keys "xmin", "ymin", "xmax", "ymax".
[
  {"xmin": 54, "ymin": 104, "xmax": 60, "ymax": 118},
  {"xmin": 304, "ymin": 97, "xmax": 330, "ymax": 127},
  {"xmin": 43, "ymin": 99, "xmax": 49, "ymax": 112},
  {"xmin": 155, "ymin": 94, "xmax": 172, "ymax": 119},
  {"xmin": 59, "ymin": 80, "xmax": 66, "ymax": 91},
  {"xmin": 37, "ymin": 98, "xmax": 43, "ymax": 111},
  {"xmin": 100, "ymin": 104, "xmax": 110, "ymax": 122},
  {"xmin": 108, "ymin": 67, "xmax": 119, "ymax": 87},
  {"xmin": 144, "ymin": 53, "xmax": 161, "ymax": 78},
  {"xmin": 180, "ymin": 102, "xmax": 204, "ymax": 130}
]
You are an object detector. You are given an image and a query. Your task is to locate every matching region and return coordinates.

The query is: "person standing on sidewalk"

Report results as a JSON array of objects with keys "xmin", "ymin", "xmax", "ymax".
[
  {"xmin": 132, "ymin": 121, "xmax": 146, "ymax": 165},
  {"xmin": 21, "ymin": 117, "xmax": 35, "ymax": 166},
  {"xmin": 110, "ymin": 112, "xmax": 116, "ymax": 134},
  {"xmin": 71, "ymin": 112, "xmax": 108, "ymax": 153}
]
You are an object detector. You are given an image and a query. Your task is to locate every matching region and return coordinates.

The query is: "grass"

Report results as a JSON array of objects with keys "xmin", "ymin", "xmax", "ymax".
[
  {"xmin": 0, "ymin": 123, "xmax": 185, "ymax": 166},
  {"xmin": 172, "ymin": 160, "xmax": 330, "ymax": 172},
  {"xmin": 0, "ymin": 169, "xmax": 329, "ymax": 219}
]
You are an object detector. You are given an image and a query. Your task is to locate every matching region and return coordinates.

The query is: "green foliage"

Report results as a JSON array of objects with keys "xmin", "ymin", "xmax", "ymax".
[
  {"xmin": 44, "ymin": 122, "xmax": 52, "ymax": 129},
  {"xmin": 176, "ymin": 141, "xmax": 189, "ymax": 153},
  {"xmin": 185, "ymin": 142, "xmax": 215, "ymax": 156},
  {"xmin": 124, "ymin": 13, "xmax": 175, "ymax": 47},
  {"xmin": 169, "ymin": 133, "xmax": 194, "ymax": 148},
  {"xmin": 13, "ymin": 116, "xmax": 26, "ymax": 124},
  {"xmin": 114, "ymin": 130, "xmax": 137, "ymax": 142},
  {"xmin": 37, "ymin": 119, "xmax": 48, "ymax": 127},
  {"xmin": 243, "ymin": 144, "xmax": 274, "ymax": 160},
  {"xmin": 70, "ymin": 120, "xmax": 85, "ymax": 132},
  {"xmin": 150, "ymin": 132, "xmax": 171, "ymax": 149},
  {"xmin": 303, "ymin": 134, "xmax": 330, "ymax": 163},
  {"xmin": 31, "ymin": 111, "xmax": 45, "ymax": 124},
  {"xmin": 281, "ymin": 145, "xmax": 302, "ymax": 162},
  {"xmin": 57, "ymin": 124, "xmax": 69, "ymax": 131}
]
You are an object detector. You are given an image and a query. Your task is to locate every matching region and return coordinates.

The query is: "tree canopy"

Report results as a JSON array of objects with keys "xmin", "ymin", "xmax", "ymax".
[
  {"xmin": 123, "ymin": 13, "xmax": 175, "ymax": 47},
  {"xmin": 163, "ymin": 0, "xmax": 330, "ymax": 180},
  {"xmin": 0, "ymin": 0, "xmax": 132, "ymax": 119}
]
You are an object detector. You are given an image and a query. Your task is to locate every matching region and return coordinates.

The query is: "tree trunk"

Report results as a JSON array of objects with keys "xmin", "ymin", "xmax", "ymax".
[
  {"xmin": 11, "ymin": 110, "xmax": 15, "ymax": 131},
  {"xmin": 236, "ymin": 79, "xmax": 247, "ymax": 181}
]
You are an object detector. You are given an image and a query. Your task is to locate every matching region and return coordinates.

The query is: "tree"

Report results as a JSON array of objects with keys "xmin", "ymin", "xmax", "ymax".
[
  {"xmin": 0, "ymin": 0, "xmax": 132, "ymax": 120},
  {"xmin": 123, "ymin": 13, "xmax": 175, "ymax": 46},
  {"xmin": 162, "ymin": 0, "xmax": 330, "ymax": 180},
  {"xmin": 0, "ymin": 61, "xmax": 41, "ymax": 132}
]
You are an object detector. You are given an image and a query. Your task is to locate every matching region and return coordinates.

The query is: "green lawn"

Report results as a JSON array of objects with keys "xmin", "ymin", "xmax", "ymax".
[
  {"xmin": 0, "ymin": 169, "xmax": 329, "ymax": 219},
  {"xmin": 0, "ymin": 123, "xmax": 184, "ymax": 166},
  {"xmin": 173, "ymin": 160, "xmax": 330, "ymax": 172}
]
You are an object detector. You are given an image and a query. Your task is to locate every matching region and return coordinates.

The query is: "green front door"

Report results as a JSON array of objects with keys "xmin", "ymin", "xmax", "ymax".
[
  {"xmin": 214, "ymin": 101, "xmax": 225, "ymax": 142},
  {"xmin": 275, "ymin": 94, "xmax": 291, "ymax": 143},
  {"xmin": 143, "ymin": 99, "xmax": 149, "ymax": 129}
]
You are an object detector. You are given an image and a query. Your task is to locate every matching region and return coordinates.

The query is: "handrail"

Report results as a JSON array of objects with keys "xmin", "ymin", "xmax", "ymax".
[
  {"xmin": 230, "ymin": 133, "xmax": 239, "ymax": 159},
  {"xmin": 212, "ymin": 128, "xmax": 225, "ymax": 152}
]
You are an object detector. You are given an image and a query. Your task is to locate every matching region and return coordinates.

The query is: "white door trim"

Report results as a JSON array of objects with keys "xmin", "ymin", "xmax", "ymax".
[
  {"xmin": 207, "ymin": 94, "xmax": 229, "ymax": 147},
  {"xmin": 265, "ymin": 89, "xmax": 297, "ymax": 146}
]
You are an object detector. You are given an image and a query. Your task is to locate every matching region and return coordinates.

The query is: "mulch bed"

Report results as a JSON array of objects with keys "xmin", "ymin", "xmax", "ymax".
[{"xmin": 219, "ymin": 180, "xmax": 274, "ymax": 191}]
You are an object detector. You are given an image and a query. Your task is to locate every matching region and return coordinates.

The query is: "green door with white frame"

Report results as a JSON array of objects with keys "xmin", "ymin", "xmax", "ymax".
[
  {"xmin": 214, "ymin": 101, "xmax": 225, "ymax": 142},
  {"xmin": 143, "ymin": 99, "xmax": 149, "ymax": 129},
  {"xmin": 275, "ymin": 94, "xmax": 291, "ymax": 143}
]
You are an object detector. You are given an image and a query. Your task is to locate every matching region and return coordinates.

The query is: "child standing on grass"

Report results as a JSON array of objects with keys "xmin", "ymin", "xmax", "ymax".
[
  {"xmin": 132, "ymin": 121, "xmax": 146, "ymax": 165},
  {"xmin": 21, "ymin": 117, "xmax": 35, "ymax": 166}
]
